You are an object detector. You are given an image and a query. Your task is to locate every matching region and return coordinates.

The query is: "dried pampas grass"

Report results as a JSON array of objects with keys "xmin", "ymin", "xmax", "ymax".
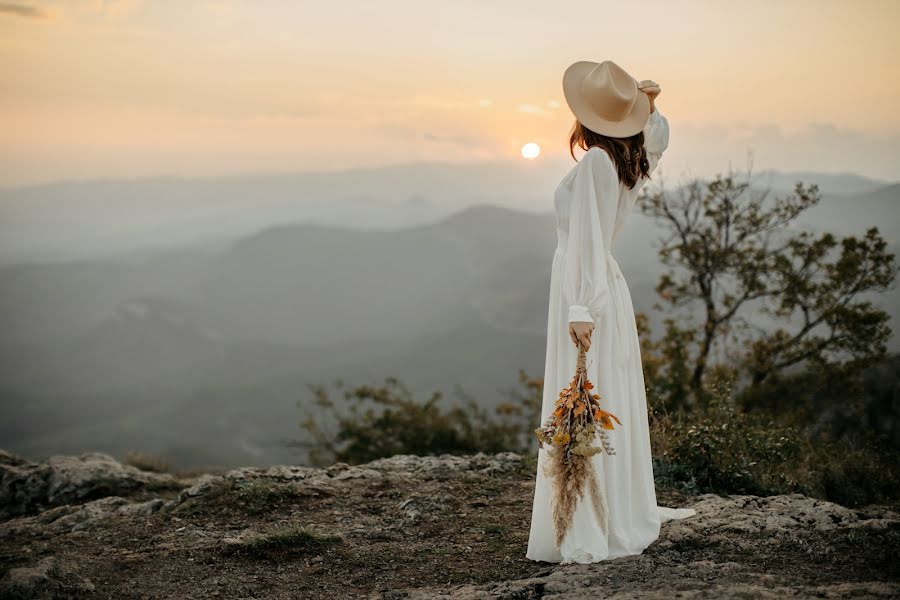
[{"xmin": 535, "ymin": 341, "xmax": 620, "ymax": 547}]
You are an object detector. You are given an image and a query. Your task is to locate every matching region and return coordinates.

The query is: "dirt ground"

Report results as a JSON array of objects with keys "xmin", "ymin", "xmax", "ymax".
[{"xmin": 1, "ymin": 452, "xmax": 898, "ymax": 599}]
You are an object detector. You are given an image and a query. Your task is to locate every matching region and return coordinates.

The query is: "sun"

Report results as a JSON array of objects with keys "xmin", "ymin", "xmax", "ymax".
[{"xmin": 521, "ymin": 142, "xmax": 541, "ymax": 160}]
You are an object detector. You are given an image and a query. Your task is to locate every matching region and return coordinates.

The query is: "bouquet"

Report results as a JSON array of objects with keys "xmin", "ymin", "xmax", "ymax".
[{"xmin": 534, "ymin": 341, "xmax": 622, "ymax": 547}]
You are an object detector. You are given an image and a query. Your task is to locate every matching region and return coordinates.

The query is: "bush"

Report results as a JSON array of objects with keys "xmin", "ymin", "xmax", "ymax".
[
  {"xmin": 651, "ymin": 377, "xmax": 900, "ymax": 506},
  {"xmin": 651, "ymin": 378, "xmax": 807, "ymax": 496},
  {"xmin": 810, "ymin": 431, "xmax": 900, "ymax": 508},
  {"xmin": 293, "ymin": 373, "xmax": 540, "ymax": 467}
]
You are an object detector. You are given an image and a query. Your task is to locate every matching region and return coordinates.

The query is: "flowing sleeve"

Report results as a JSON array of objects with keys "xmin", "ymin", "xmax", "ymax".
[
  {"xmin": 642, "ymin": 108, "xmax": 670, "ymax": 176},
  {"xmin": 563, "ymin": 146, "xmax": 619, "ymax": 324}
]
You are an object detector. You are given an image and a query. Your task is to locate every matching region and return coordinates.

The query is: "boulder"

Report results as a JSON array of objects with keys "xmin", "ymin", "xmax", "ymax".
[
  {"xmin": 0, "ymin": 449, "xmax": 183, "ymax": 519},
  {"xmin": 0, "ymin": 556, "xmax": 95, "ymax": 600}
]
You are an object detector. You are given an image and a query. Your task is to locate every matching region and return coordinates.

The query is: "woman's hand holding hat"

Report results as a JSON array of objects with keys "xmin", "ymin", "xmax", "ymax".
[{"xmin": 637, "ymin": 79, "xmax": 661, "ymax": 111}]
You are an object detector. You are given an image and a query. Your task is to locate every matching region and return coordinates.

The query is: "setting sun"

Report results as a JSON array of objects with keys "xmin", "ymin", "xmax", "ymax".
[{"xmin": 521, "ymin": 142, "xmax": 541, "ymax": 160}]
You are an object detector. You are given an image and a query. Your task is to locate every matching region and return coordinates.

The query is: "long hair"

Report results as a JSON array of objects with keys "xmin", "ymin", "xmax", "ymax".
[{"xmin": 568, "ymin": 120, "xmax": 650, "ymax": 190}]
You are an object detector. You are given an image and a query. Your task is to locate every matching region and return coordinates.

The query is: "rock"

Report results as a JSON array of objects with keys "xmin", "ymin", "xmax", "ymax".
[
  {"xmin": 0, "ymin": 556, "xmax": 95, "ymax": 599},
  {"xmin": 366, "ymin": 452, "xmax": 523, "ymax": 475},
  {"xmin": 398, "ymin": 498, "xmax": 422, "ymax": 521},
  {"xmin": 671, "ymin": 493, "xmax": 864, "ymax": 536},
  {"xmin": 175, "ymin": 473, "xmax": 222, "ymax": 502},
  {"xmin": 225, "ymin": 464, "xmax": 319, "ymax": 482},
  {"xmin": 45, "ymin": 452, "xmax": 178, "ymax": 506},
  {"xmin": 0, "ymin": 449, "xmax": 184, "ymax": 520},
  {"xmin": 0, "ymin": 495, "xmax": 169, "ymax": 537}
]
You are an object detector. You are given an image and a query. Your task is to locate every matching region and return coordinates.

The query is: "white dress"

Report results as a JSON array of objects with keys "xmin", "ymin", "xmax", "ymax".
[{"xmin": 526, "ymin": 109, "xmax": 696, "ymax": 564}]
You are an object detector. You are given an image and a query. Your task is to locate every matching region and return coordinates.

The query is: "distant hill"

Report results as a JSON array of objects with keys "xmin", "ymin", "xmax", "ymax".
[
  {"xmin": 0, "ymin": 159, "xmax": 573, "ymax": 264},
  {"xmin": 780, "ymin": 183, "xmax": 899, "ymax": 246},
  {"xmin": 0, "ymin": 161, "xmax": 893, "ymax": 264},
  {"xmin": 748, "ymin": 169, "xmax": 888, "ymax": 196}
]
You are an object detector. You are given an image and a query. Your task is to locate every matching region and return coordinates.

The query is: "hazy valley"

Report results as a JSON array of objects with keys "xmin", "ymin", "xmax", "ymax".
[{"xmin": 1, "ymin": 162, "xmax": 897, "ymax": 469}]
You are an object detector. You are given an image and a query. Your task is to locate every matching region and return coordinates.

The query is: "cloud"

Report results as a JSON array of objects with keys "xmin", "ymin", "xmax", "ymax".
[
  {"xmin": 0, "ymin": 2, "xmax": 51, "ymax": 19},
  {"xmin": 516, "ymin": 103, "xmax": 554, "ymax": 117},
  {"xmin": 664, "ymin": 120, "xmax": 900, "ymax": 183},
  {"xmin": 422, "ymin": 131, "xmax": 485, "ymax": 146}
]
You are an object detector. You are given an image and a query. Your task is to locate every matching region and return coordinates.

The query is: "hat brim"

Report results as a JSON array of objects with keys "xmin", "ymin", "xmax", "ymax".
[{"xmin": 562, "ymin": 60, "xmax": 651, "ymax": 138}]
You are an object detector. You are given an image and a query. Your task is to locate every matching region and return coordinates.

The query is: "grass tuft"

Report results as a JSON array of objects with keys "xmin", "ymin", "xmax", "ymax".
[{"xmin": 222, "ymin": 525, "xmax": 343, "ymax": 558}]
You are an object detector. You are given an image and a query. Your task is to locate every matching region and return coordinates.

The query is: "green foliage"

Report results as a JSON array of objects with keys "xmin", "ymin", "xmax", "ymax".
[
  {"xmin": 651, "ymin": 378, "xmax": 806, "ymax": 496},
  {"xmin": 294, "ymin": 371, "xmax": 541, "ymax": 466},
  {"xmin": 650, "ymin": 373, "xmax": 900, "ymax": 506},
  {"xmin": 812, "ymin": 430, "xmax": 900, "ymax": 508}
]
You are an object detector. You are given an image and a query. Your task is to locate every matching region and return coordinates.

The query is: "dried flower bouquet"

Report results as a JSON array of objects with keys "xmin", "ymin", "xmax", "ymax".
[{"xmin": 534, "ymin": 341, "xmax": 622, "ymax": 547}]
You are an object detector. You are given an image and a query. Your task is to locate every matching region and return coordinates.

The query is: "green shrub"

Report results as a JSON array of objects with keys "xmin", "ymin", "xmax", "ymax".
[
  {"xmin": 651, "ymin": 378, "xmax": 807, "ymax": 496},
  {"xmin": 810, "ymin": 431, "xmax": 900, "ymax": 507},
  {"xmin": 294, "ymin": 372, "xmax": 540, "ymax": 466},
  {"xmin": 651, "ymin": 376, "xmax": 900, "ymax": 506}
]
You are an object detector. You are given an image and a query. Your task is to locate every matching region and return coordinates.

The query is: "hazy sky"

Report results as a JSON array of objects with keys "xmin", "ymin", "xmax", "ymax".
[{"xmin": 1, "ymin": 0, "xmax": 899, "ymax": 187}]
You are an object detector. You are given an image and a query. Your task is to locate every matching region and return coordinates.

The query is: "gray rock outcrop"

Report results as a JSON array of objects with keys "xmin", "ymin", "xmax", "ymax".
[{"xmin": 0, "ymin": 449, "xmax": 181, "ymax": 520}]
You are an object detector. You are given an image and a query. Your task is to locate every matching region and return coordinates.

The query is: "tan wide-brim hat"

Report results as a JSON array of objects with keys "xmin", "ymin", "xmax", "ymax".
[{"xmin": 562, "ymin": 59, "xmax": 650, "ymax": 138}]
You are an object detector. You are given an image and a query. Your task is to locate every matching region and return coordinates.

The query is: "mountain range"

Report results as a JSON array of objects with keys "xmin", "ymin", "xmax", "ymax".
[{"xmin": 0, "ymin": 163, "xmax": 896, "ymax": 469}]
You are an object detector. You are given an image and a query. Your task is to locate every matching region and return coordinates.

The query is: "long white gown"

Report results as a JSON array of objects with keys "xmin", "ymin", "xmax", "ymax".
[{"xmin": 526, "ymin": 109, "xmax": 696, "ymax": 564}]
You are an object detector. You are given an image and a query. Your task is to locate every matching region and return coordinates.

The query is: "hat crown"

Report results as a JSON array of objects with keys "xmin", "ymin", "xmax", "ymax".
[{"xmin": 579, "ymin": 61, "xmax": 637, "ymax": 123}]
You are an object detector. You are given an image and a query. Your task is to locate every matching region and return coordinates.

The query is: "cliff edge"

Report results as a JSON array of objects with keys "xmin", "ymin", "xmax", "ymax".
[{"xmin": 1, "ymin": 449, "xmax": 898, "ymax": 599}]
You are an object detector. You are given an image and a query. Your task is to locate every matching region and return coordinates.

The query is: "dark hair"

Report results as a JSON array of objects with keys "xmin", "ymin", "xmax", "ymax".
[{"xmin": 568, "ymin": 120, "xmax": 650, "ymax": 190}]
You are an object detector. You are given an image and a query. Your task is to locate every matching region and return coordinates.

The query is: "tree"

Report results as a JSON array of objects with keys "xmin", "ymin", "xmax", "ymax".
[{"xmin": 640, "ymin": 170, "xmax": 897, "ymax": 408}]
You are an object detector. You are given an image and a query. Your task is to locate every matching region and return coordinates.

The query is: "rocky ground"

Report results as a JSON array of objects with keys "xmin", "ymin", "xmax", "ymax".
[{"xmin": 0, "ymin": 448, "xmax": 898, "ymax": 599}]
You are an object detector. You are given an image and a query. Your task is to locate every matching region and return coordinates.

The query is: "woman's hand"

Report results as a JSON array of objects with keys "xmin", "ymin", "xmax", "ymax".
[
  {"xmin": 637, "ymin": 79, "xmax": 661, "ymax": 112},
  {"xmin": 569, "ymin": 321, "xmax": 594, "ymax": 352}
]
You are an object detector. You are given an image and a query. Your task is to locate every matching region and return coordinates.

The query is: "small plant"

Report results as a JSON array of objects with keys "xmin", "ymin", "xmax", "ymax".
[
  {"xmin": 232, "ymin": 479, "xmax": 305, "ymax": 516},
  {"xmin": 222, "ymin": 525, "xmax": 343, "ymax": 558}
]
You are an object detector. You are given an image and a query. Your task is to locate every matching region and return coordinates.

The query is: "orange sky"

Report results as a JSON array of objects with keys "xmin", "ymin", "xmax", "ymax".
[{"xmin": 1, "ymin": 0, "xmax": 899, "ymax": 186}]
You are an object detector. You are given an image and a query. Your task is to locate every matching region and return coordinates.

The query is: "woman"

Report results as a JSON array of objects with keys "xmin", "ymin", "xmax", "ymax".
[{"xmin": 526, "ymin": 60, "xmax": 696, "ymax": 564}]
